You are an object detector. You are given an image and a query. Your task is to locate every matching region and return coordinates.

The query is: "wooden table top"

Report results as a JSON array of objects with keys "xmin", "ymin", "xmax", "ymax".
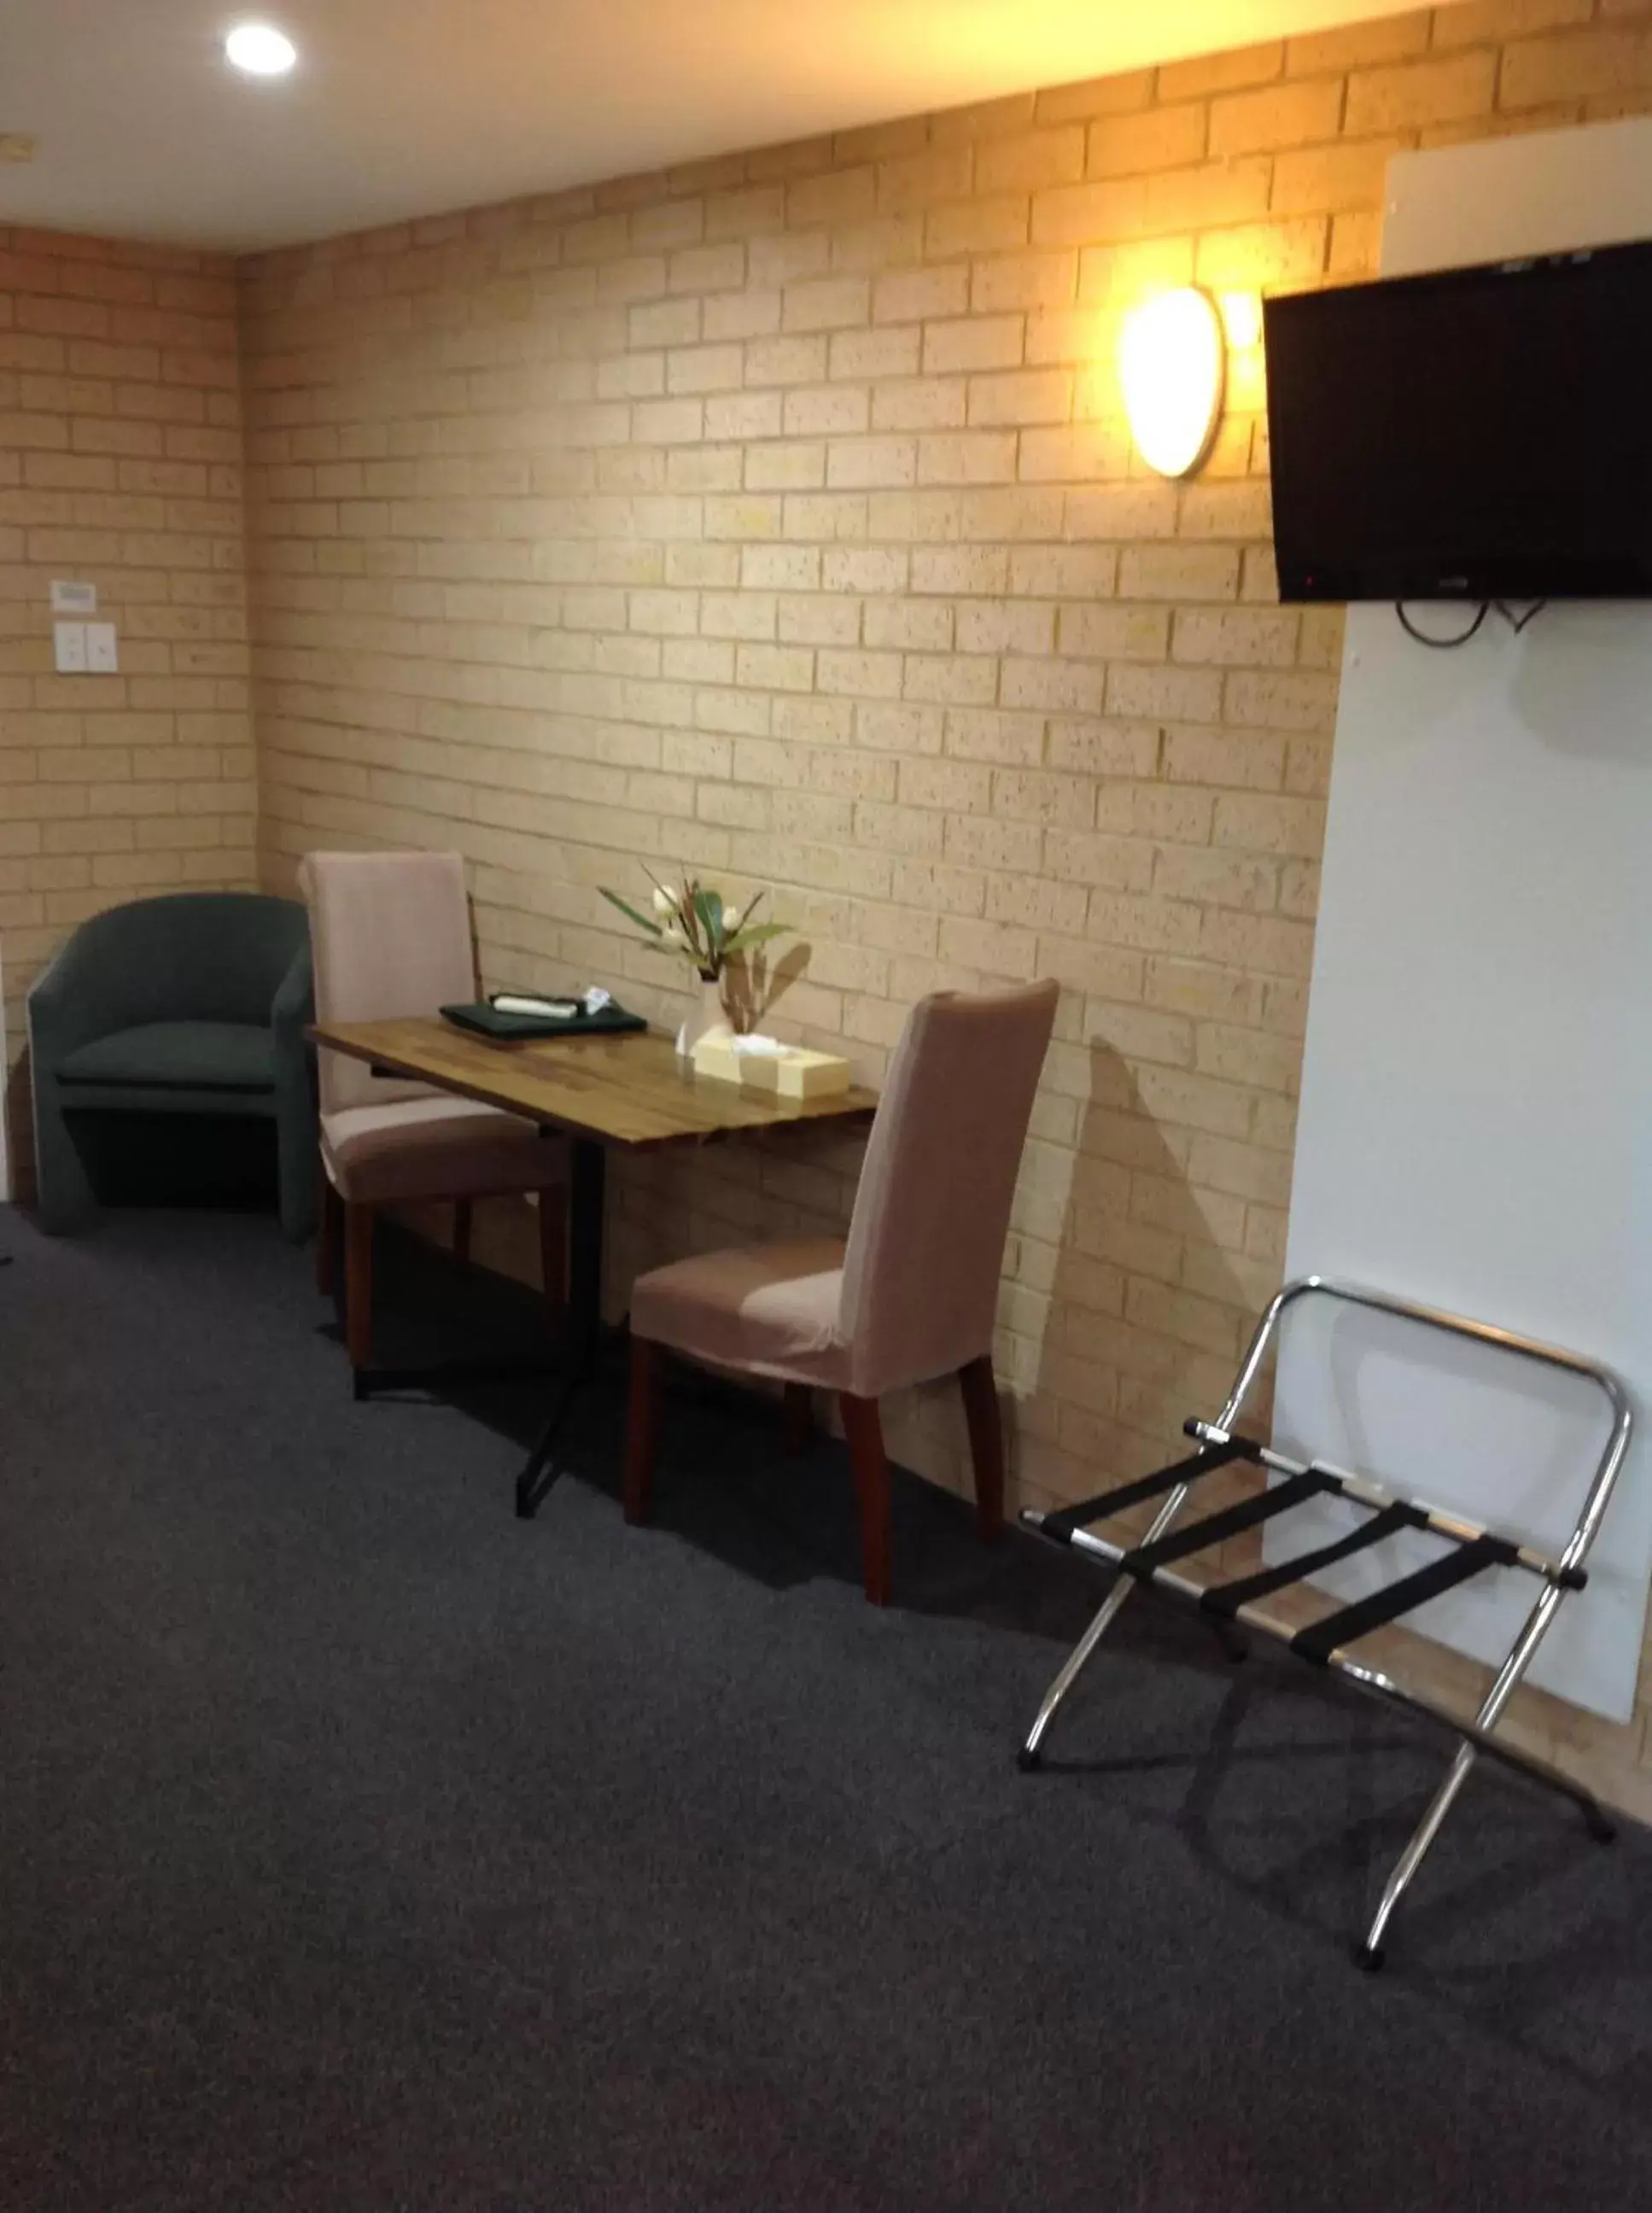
[{"xmin": 310, "ymin": 1016, "xmax": 880, "ymax": 1153}]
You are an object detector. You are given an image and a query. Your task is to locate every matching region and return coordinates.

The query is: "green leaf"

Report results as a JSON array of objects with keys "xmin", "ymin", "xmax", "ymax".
[
  {"xmin": 724, "ymin": 921, "xmax": 790, "ymax": 952},
  {"xmin": 692, "ymin": 887, "xmax": 725, "ymax": 949},
  {"xmin": 600, "ymin": 887, "xmax": 663, "ymax": 937}
]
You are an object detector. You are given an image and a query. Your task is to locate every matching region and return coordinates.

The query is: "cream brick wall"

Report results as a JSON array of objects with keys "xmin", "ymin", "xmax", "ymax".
[
  {"xmin": 1, "ymin": 230, "xmax": 256, "ymax": 1189},
  {"xmin": 0, "ymin": 0, "xmax": 1609, "ymax": 1813}
]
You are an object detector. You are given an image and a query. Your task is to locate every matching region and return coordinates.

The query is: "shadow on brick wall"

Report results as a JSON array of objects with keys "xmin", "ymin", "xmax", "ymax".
[
  {"xmin": 723, "ymin": 940, "xmax": 813, "ymax": 1033},
  {"xmin": 1020, "ymin": 1038, "xmax": 1271, "ymax": 1549}
]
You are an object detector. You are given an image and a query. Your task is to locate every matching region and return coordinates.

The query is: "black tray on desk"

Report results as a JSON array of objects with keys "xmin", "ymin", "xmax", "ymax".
[{"xmin": 439, "ymin": 998, "xmax": 649, "ymax": 1043}]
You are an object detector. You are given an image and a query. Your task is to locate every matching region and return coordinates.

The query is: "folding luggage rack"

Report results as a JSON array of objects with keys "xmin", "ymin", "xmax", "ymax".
[{"xmin": 1019, "ymin": 1276, "xmax": 1634, "ymax": 1968}]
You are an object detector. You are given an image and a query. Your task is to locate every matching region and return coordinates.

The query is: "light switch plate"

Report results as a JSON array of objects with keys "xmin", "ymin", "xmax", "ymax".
[
  {"xmin": 85, "ymin": 622, "xmax": 118, "ymax": 674},
  {"xmin": 53, "ymin": 622, "xmax": 87, "ymax": 674}
]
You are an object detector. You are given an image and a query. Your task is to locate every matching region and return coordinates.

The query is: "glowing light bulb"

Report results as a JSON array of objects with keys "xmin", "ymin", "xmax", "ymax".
[
  {"xmin": 225, "ymin": 23, "xmax": 299, "ymax": 77},
  {"xmin": 1119, "ymin": 287, "xmax": 1226, "ymax": 479}
]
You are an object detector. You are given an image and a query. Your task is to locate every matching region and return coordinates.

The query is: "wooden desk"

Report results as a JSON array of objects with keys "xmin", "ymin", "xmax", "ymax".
[
  {"xmin": 312, "ymin": 1016, "xmax": 879, "ymax": 1152},
  {"xmin": 311, "ymin": 1016, "xmax": 879, "ymax": 1513}
]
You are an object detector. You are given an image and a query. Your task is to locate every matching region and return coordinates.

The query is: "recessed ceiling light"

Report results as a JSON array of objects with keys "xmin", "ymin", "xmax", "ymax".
[{"xmin": 225, "ymin": 23, "xmax": 298, "ymax": 77}]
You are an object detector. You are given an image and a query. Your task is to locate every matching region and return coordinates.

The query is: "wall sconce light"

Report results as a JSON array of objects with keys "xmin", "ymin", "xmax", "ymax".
[{"xmin": 1119, "ymin": 286, "xmax": 1226, "ymax": 478}]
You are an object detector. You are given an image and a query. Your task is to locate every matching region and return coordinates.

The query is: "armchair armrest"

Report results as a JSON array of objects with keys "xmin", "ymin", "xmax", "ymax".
[
  {"xmin": 26, "ymin": 921, "xmax": 137, "ymax": 1067},
  {"xmin": 270, "ymin": 938, "xmax": 314, "ymax": 1055},
  {"xmin": 27, "ymin": 916, "xmax": 144, "ymax": 1235}
]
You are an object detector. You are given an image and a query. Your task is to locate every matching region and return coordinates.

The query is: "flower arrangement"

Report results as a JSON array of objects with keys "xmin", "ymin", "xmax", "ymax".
[{"xmin": 600, "ymin": 873, "xmax": 789, "ymax": 983}]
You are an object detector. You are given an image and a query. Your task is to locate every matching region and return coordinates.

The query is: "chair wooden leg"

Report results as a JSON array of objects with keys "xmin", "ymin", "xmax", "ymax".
[
  {"xmin": 838, "ymin": 1392, "xmax": 891, "ymax": 1607},
  {"xmin": 316, "ymin": 1165, "xmax": 340, "ymax": 1296},
  {"xmin": 537, "ymin": 1184, "xmax": 568, "ymax": 1333},
  {"xmin": 781, "ymin": 1382, "xmax": 813, "ymax": 1457},
  {"xmin": 452, "ymin": 1198, "xmax": 472, "ymax": 1264},
  {"xmin": 343, "ymin": 1202, "xmax": 374, "ymax": 1387},
  {"xmin": 625, "ymin": 1334, "xmax": 663, "ymax": 1526},
  {"xmin": 959, "ymin": 1355, "xmax": 1006, "ymax": 1544}
]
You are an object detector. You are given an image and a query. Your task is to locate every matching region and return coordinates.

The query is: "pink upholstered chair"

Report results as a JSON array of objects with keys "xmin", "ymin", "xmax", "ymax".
[
  {"xmin": 300, "ymin": 850, "xmax": 566, "ymax": 1391},
  {"xmin": 625, "ymin": 982, "xmax": 1059, "ymax": 1603}
]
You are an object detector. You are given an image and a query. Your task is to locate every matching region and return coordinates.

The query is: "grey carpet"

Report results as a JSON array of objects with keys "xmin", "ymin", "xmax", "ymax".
[{"xmin": 3, "ymin": 1205, "xmax": 1651, "ymax": 2212}]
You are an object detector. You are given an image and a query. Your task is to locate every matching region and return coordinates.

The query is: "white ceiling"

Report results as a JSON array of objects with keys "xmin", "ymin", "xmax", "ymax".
[{"xmin": 3, "ymin": 0, "xmax": 1422, "ymax": 254}]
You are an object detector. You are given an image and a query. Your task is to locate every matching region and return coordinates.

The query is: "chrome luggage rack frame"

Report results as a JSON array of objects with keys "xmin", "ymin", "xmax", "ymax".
[{"xmin": 1018, "ymin": 1276, "xmax": 1634, "ymax": 1969}]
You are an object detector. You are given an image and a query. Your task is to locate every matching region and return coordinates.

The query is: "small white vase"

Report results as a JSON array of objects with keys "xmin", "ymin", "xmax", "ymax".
[{"xmin": 675, "ymin": 975, "xmax": 731, "ymax": 1060}]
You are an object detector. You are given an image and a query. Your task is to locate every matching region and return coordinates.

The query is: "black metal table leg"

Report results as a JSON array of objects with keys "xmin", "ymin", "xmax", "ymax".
[{"xmin": 515, "ymin": 1137, "xmax": 606, "ymax": 1519}]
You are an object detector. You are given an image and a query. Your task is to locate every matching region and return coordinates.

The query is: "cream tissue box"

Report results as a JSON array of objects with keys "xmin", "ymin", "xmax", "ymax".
[{"xmin": 692, "ymin": 1031, "xmax": 851, "ymax": 1099}]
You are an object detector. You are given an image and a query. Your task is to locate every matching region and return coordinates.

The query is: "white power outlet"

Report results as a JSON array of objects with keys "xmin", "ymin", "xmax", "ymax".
[{"xmin": 85, "ymin": 622, "xmax": 118, "ymax": 674}]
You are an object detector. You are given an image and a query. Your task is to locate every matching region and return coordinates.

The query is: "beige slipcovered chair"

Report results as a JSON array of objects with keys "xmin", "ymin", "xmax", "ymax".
[
  {"xmin": 625, "ymin": 982, "xmax": 1059, "ymax": 1603},
  {"xmin": 301, "ymin": 850, "xmax": 566, "ymax": 1392}
]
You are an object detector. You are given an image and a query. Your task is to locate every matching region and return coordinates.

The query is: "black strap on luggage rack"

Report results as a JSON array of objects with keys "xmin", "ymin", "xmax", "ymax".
[{"xmin": 1018, "ymin": 1275, "xmax": 1633, "ymax": 1971}]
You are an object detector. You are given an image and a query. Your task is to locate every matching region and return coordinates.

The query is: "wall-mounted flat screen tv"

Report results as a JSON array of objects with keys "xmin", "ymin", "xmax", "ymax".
[{"xmin": 1263, "ymin": 240, "xmax": 1652, "ymax": 603}]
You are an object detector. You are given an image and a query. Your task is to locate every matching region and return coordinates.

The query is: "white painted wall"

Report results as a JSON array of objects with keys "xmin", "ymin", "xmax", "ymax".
[{"xmin": 1271, "ymin": 118, "xmax": 1652, "ymax": 1724}]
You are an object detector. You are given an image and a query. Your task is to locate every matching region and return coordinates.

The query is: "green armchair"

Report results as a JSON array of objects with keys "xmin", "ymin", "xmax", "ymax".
[{"xmin": 27, "ymin": 892, "xmax": 316, "ymax": 1241}]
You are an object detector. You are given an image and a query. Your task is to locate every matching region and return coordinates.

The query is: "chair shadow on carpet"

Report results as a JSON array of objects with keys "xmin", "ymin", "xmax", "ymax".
[
  {"xmin": 312, "ymin": 1219, "xmax": 1106, "ymax": 1627},
  {"xmin": 319, "ymin": 1221, "xmax": 1652, "ymax": 2112}
]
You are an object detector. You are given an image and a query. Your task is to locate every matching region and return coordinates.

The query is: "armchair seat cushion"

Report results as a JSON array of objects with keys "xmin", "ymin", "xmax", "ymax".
[
  {"xmin": 321, "ymin": 1095, "xmax": 563, "ymax": 1206},
  {"xmin": 58, "ymin": 1020, "xmax": 277, "ymax": 1095},
  {"xmin": 631, "ymin": 1238, "xmax": 849, "ymax": 1389}
]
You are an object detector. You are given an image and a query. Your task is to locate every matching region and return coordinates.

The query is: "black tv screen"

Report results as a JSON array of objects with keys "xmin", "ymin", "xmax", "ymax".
[{"xmin": 1263, "ymin": 240, "xmax": 1652, "ymax": 603}]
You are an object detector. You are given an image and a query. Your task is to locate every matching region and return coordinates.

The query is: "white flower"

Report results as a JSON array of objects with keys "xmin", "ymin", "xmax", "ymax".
[
  {"xmin": 651, "ymin": 886, "xmax": 677, "ymax": 918},
  {"xmin": 661, "ymin": 921, "xmax": 686, "ymax": 949},
  {"xmin": 721, "ymin": 906, "xmax": 741, "ymax": 934}
]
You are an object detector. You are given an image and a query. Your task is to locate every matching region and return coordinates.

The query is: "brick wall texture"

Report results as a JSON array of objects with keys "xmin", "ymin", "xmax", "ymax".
[
  {"xmin": 0, "ymin": 231, "xmax": 255, "ymax": 1184},
  {"xmin": 9, "ymin": 0, "xmax": 1652, "ymax": 1807}
]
